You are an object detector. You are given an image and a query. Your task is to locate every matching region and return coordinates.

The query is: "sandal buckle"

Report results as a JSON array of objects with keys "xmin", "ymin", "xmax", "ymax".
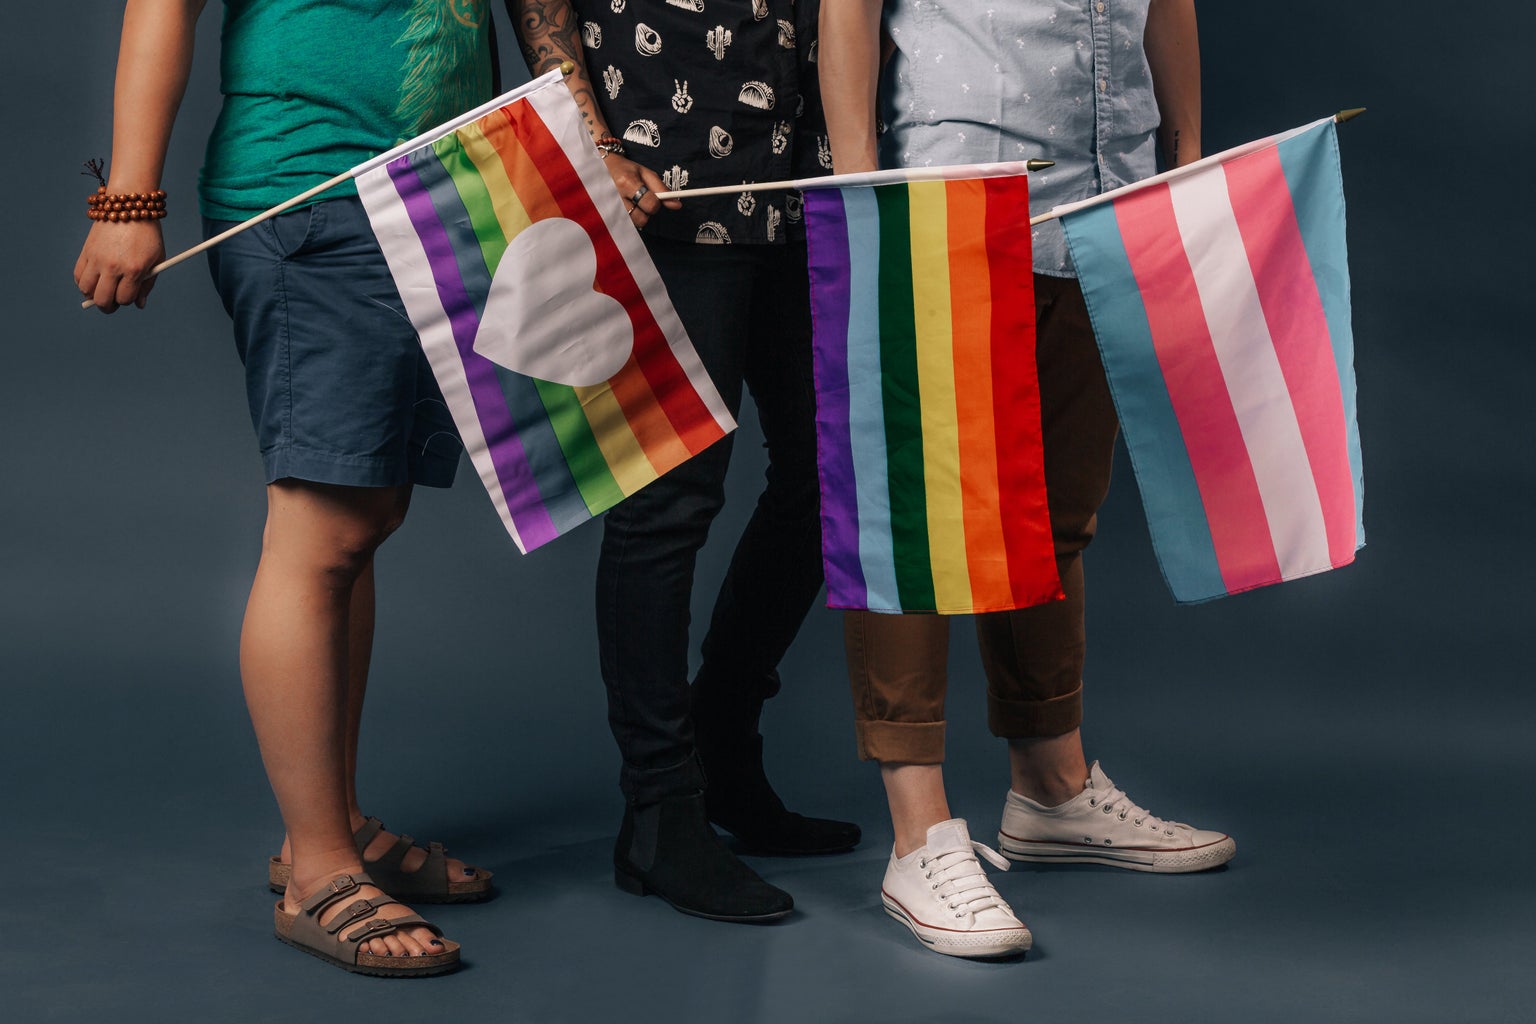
[{"xmin": 347, "ymin": 919, "xmax": 396, "ymax": 943}]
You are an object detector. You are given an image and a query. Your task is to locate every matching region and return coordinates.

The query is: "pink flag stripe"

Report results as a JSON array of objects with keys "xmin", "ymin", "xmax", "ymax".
[
  {"xmin": 1114, "ymin": 184, "xmax": 1283, "ymax": 592},
  {"xmin": 1166, "ymin": 172, "xmax": 1332, "ymax": 580},
  {"xmin": 1223, "ymin": 148, "xmax": 1358, "ymax": 569}
]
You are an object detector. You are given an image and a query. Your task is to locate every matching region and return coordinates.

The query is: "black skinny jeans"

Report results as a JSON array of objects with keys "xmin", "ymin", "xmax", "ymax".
[{"xmin": 595, "ymin": 236, "xmax": 825, "ymax": 805}]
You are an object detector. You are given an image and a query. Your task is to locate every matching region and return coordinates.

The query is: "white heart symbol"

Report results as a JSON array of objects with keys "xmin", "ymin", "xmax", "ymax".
[{"xmin": 473, "ymin": 218, "xmax": 635, "ymax": 387}]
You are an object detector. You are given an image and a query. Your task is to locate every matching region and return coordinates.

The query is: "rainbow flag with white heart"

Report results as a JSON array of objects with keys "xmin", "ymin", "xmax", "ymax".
[
  {"xmin": 1058, "ymin": 118, "xmax": 1364, "ymax": 602},
  {"xmin": 355, "ymin": 71, "xmax": 734, "ymax": 552}
]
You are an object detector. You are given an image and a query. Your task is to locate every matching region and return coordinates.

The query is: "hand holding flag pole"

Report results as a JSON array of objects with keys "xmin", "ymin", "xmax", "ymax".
[{"xmin": 81, "ymin": 63, "xmax": 580, "ymax": 310}]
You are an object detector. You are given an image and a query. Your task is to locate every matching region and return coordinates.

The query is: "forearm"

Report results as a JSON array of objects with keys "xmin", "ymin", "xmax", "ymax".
[
  {"xmin": 1144, "ymin": 0, "xmax": 1200, "ymax": 167},
  {"xmin": 507, "ymin": 0, "xmax": 612, "ymax": 139},
  {"xmin": 106, "ymin": 0, "xmax": 207, "ymax": 192},
  {"xmin": 818, "ymin": 0, "xmax": 885, "ymax": 173}
]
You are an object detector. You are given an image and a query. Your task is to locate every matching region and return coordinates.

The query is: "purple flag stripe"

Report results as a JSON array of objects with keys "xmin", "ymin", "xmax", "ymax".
[
  {"xmin": 386, "ymin": 155, "xmax": 559, "ymax": 549},
  {"xmin": 806, "ymin": 192, "xmax": 867, "ymax": 607},
  {"xmin": 406, "ymin": 145, "xmax": 589, "ymax": 534}
]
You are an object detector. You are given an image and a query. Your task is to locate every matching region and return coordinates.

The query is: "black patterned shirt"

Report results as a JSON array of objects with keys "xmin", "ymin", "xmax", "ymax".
[{"xmin": 569, "ymin": 0, "xmax": 830, "ymax": 245}]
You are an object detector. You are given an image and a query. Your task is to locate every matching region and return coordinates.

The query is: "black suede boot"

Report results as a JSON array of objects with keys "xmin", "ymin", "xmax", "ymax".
[
  {"xmin": 613, "ymin": 791, "xmax": 794, "ymax": 922},
  {"xmin": 693, "ymin": 672, "xmax": 863, "ymax": 856}
]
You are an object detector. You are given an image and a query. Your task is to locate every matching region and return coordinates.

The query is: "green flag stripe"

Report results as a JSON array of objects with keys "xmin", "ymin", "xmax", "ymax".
[
  {"xmin": 874, "ymin": 184, "xmax": 935, "ymax": 609},
  {"xmin": 433, "ymin": 134, "xmax": 507, "ymax": 278},
  {"xmin": 533, "ymin": 378, "xmax": 625, "ymax": 514},
  {"xmin": 434, "ymin": 132, "xmax": 623, "ymax": 514}
]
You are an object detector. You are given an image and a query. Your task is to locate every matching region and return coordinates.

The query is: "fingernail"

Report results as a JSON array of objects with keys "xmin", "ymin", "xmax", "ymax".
[
  {"xmin": 463, "ymin": 868, "xmax": 475, "ymax": 876},
  {"xmin": 430, "ymin": 940, "xmax": 443, "ymax": 948}
]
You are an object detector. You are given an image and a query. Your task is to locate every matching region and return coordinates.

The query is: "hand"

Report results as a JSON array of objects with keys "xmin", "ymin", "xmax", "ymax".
[
  {"xmin": 74, "ymin": 220, "xmax": 165, "ymax": 313},
  {"xmin": 602, "ymin": 154, "xmax": 680, "ymax": 231}
]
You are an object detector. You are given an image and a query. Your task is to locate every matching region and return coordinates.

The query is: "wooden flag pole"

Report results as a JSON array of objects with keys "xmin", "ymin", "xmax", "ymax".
[
  {"xmin": 1026, "ymin": 109, "xmax": 1367, "ymax": 228},
  {"xmin": 80, "ymin": 172, "xmax": 351, "ymax": 309},
  {"xmin": 81, "ymin": 63, "xmax": 579, "ymax": 310},
  {"xmin": 653, "ymin": 159, "xmax": 1055, "ymax": 201}
]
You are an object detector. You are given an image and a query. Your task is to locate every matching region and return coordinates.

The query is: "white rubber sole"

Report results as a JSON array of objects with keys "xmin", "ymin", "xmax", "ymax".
[
  {"xmin": 881, "ymin": 891, "xmax": 1032, "ymax": 959},
  {"xmin": 996, "ymin": 832, "xmax": 1236, "ymax": 873}
]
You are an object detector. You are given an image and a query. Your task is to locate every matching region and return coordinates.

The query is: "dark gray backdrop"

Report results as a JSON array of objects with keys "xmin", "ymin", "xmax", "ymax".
[{"xmin": 3, "ymin": 3, "xmax": 1532, "ymax": 1022}]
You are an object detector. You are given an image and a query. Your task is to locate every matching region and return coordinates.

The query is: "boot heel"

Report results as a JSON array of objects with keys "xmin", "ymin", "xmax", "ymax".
[{"xmin": 613, "ymin": 867, "xmax": 648, "ymax": 897}]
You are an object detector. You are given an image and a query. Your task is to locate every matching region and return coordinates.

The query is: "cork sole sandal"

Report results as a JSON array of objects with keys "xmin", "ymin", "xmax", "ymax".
[
  {"xmin": 269, "ymin": 817, "xmax": 494, "ymax": 903},
  {"xmin": 273, "ymin": 872, "xmax": 460, "ymax": 978}
]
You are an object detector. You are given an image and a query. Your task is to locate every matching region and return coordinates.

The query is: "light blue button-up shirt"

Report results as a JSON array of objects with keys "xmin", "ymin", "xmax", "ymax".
[{"xmin": 879, "ymin": 0, "xmax": 1161, "ymax": 276}]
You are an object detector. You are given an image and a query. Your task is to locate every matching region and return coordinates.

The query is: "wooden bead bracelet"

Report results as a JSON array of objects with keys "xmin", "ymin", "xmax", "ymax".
[
  {"xmin": 592, "ymin": 134, "xmax": 626, "ymax": 158},
  {"xmin": 88, "ymin": 186, "xmax": 167, "ymax": 222}
]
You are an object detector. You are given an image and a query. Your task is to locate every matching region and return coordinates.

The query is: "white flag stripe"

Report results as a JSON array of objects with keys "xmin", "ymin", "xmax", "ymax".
[
  {"xmin": 355, "ymin": 168, "xmax": 525, "ymax": 551},
  {"xmin": 1165, "ymin": 172, "xmax": 1333, "ymax": 579}
]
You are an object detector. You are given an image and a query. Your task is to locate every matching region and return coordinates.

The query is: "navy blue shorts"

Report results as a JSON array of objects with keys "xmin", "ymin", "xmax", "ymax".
[{"xmin": 205, "ymin": 196, "xmax": 461, "ymax": 489}]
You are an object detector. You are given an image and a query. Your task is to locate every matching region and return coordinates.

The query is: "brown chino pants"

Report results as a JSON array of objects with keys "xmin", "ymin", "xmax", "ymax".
[{"xmin": 845, "ymin": 274, "xmax": 1120, "ymax": 764}]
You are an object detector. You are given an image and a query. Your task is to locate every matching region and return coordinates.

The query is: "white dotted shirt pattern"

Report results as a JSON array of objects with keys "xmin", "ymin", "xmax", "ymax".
[{"xmin": 880, "ymin": 0, "xmax": 1160, "ymax": 276}]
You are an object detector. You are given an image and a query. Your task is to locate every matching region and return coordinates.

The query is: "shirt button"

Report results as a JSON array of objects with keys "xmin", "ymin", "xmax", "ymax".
[
  {"xmin": 1099, "ymin": 78, "xmax": 1108, "ymax": 92},
  {"xmin": 1096, "ymin": 1, "xmax": 1105, "ymax": 12}
]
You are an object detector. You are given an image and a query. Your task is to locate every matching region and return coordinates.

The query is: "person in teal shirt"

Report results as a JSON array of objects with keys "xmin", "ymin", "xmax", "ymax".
[{"xmin": 74, "ymin": 0, "xmax": 498, "ymax": 976}]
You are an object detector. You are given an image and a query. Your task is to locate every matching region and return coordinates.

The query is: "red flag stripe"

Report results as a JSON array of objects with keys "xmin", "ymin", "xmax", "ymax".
[
  {"xmin": 499, "ymin": 105, "xmax": 721, "ymax": 455},
  {"xmin": 983, "ymin": 177, "xmax": 1061, "ymax": 608},
  {"xmin": 1223, "ymin": 148, "xmax": 1358, "ymax": 568},
  {"xmin": 1113, "ymin": 183, "xmax": 1282, "ymax": 592}
]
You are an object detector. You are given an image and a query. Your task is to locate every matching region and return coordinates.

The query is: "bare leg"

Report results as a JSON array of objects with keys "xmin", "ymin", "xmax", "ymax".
[
  {"xmin": 881, "ymin": 763, "xmax": 953, "ymax": 857},
  {"xmin": 274, "ymin": 550, "xmax": 475, "ymax": 880},
  {"xmin": 343, "ymin": 558, "xmax": 376, "ymax": 817},
  {"xmin": 242, "ymin": 479, "xmax": 441, "ymax": 957},
  {"xmin": 1008, "ymin": 729, "xmax": 1091, "ymax": 807}
]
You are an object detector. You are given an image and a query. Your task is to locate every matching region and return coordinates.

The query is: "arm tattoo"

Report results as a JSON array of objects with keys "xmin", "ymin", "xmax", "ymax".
[{"xmin": 507, "ymin": 0, "xmax": 605, "ymax": 134}]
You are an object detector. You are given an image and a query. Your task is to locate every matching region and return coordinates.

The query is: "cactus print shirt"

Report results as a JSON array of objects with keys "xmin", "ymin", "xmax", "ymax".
[{"xmin": 571, "ymin": 0, "xmax": 829, "ymax": 245}]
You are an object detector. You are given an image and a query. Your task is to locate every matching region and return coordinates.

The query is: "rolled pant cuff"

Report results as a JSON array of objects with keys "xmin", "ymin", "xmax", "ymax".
[
  {"xmin": 987, "ymin": 683, "xmax": 1083, "ymax": 739},
  {"xmin": 855, "ymin": 720, "xmax": 947, "ymax": 764},
  {"xmin": 621, "ymin": 753, "xmax": 707, "ymax": 807}
]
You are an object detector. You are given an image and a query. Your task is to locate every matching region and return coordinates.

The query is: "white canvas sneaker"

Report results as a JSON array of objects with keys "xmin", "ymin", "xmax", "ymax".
[
  {"xmin": 881, "ymin": 818, "xmax": 1033, "ymax": 958},
  {"xmin": 997, "ymin": 761, "xmax": 1235, "ymax": 872}
]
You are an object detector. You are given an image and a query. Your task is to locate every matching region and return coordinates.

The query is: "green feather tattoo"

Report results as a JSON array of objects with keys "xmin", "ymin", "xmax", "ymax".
[{"xmin": 394, "ymin": 0, "xmax": 490, "ymax": 140}]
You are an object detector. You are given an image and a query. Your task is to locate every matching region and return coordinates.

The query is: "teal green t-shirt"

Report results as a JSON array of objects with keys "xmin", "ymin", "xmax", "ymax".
[{"xmin": 200, "ymin": 0, "xmax": 493, "ymax": 219}]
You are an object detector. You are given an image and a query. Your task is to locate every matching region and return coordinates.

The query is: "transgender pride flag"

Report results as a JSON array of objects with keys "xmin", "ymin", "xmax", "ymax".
[
  {"xmin": 355, "ymin": 71, "xmax": 733, "ymax": 552},
  {"xmin": 1059, "ymin": 118, "xmax": 1364, "ymax": 603}
]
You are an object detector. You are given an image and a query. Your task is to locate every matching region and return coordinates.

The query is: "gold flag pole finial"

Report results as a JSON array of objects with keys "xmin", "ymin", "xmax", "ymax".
[
  {"xmin": 1026, "ymin": 159, "xmax": 1055, "ymax": 172},
  {"xmin": 1334, "ymin": 107, "xmax": 1366, "ymax": 124},
  {"xmin": 560, "ymin": 60, "xmax": 576, "ymax": 77}
]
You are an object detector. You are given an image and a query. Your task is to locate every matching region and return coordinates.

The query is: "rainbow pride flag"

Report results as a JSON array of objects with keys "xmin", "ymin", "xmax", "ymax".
[
  {"xmin": 805, "ymin": 175, "xmax": 1062, "ymax": 614},
  {"xmin": 1059, "ymin": 118, "xmax": 1364, "ymax": 602},
  {"xmin": 354, "ymin": 72, "xmax": 734, "ymax": 552}
]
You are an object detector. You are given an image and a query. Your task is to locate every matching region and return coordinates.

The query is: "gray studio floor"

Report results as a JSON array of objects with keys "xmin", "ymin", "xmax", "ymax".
[{"xmin": 6, "ymin": 422, "xmax": 1533, "ymax": 1023}]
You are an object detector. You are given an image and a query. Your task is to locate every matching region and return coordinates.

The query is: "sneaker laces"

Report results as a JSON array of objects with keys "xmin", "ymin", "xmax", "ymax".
[
  {"xmin": 1087, "ymin": 783, "xmax": 1188, "ymax": 835},
  {"xmin": 922, "ymin": 842, "xmax": 1012, "ymax": 918}
]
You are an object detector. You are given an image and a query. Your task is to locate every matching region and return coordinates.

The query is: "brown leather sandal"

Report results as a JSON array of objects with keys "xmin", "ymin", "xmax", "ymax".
[
  {"xmin": 269, "ymin": 817, "xmax": 493, "ymax": 903},
  {"xmin": 274, "ymin": 872, "xmax": 460, "ymax": 977}
]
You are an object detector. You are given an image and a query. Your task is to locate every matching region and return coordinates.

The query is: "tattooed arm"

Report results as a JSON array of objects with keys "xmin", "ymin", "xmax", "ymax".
[{"xmin": 506, "ymin": 0, "xmax": 679, "ymax": 222}]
